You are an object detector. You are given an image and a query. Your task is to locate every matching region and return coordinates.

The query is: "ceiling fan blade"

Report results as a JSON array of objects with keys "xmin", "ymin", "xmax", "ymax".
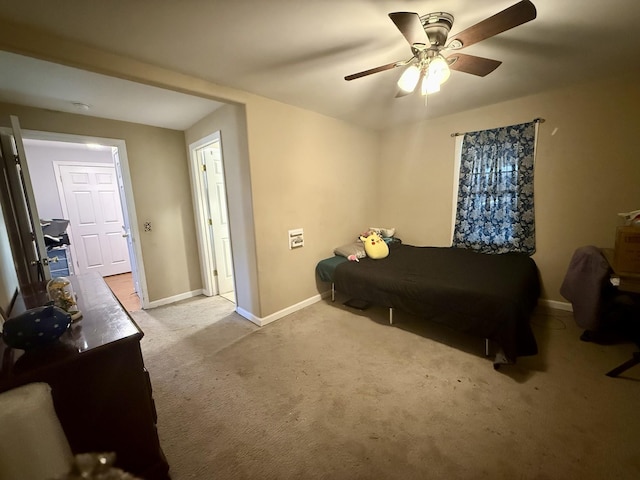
[
  {"xmin": 447, "ymin": 0, "xmax": 537, "ymax": 49},
  {"xmin": 447, "ymin": 53, "xmax": 502, "ymax": 77},
  {"xmin": 344, "ymin": 61, "xmax": 402, "ymax": 81},
  {"xmin": 389, "ymin": 12, "xmax": 430, "ymax": 47}
]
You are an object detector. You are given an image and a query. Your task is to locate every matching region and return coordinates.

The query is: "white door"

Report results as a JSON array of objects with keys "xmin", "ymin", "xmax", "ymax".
[
  {"xmin": 112, "ymin": 148, "xmax": 140, "ymax": 293},
  {"xmin": 57, "ymin": 163, "xmax": 132, "ymax": 277},
  {"xmin": 0, "ymin": 116, "xmax": 51, "ymax": 284},
  {"xmin": 201, "ymin": 140, "xmax": 235, "ymax": 296}
]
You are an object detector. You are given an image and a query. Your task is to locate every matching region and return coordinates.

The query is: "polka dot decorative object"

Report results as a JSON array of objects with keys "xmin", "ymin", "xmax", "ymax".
[{"xmin": 2, "ymin": 305, "xmax": 72, "ymax": 350}]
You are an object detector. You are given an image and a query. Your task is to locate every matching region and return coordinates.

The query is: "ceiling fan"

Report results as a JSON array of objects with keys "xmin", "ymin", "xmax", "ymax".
[{"xmin": 344, "ymin": 0, "xmax": 537, "ymax": 97}]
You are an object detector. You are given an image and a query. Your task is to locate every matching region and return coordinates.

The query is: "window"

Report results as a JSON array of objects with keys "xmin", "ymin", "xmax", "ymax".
[{"xmin": 452, "ymin": 121, "xmax": 537, "ymax": 255}]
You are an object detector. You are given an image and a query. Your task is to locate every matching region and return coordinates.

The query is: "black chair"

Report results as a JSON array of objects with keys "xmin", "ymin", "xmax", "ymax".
[
  {"xmin": 603, "ymin": 292, "xmax": 640, "ymax": 377},
  {"xmin": 561, "ymin": 246, "xmax": 640, "ymax": 377}
]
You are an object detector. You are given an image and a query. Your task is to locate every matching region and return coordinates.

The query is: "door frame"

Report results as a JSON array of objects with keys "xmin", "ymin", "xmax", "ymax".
[
  {"xmin": 188, "ymin": 131, "xmax": 234, "ymax": 297},
  {"xmin": 17, "ymin": 129, "xmax": 149, "ymax": 308},
  {"xmin": 111, "ymin": 147, "xmax": 141, "ymax": 297}
]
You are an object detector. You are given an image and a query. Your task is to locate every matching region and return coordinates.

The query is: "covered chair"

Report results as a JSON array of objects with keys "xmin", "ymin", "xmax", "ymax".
[
  {"xmin": 561, "ymin": 245, "xmax": 639, "ymax": 344},
  {"xmin": 560, "ymin": 245, "xmax": 613, "ymax": 333},
  {"xmin": 0, "ymin": 382, "xmax": 73, "ymax": 480}
]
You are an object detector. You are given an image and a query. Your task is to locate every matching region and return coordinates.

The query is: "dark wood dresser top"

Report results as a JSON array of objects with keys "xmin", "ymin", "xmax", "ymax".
[{"xmin": 1, "ymin": 272, "xmax": 142, "ymax": 387}]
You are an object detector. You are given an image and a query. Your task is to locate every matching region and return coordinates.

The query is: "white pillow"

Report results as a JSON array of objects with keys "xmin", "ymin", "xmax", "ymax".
[
  {"xmin": 368, "ymin": 227, "xmax": 396, "ymax": 238},
  {"xmin": 334, "ymin": 242, "xmax": 367, "ymax": 259}
]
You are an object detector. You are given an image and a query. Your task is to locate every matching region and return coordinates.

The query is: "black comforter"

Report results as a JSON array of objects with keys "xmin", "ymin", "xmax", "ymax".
[{"xmin": 333, "ymin": 243, "xmax": 540, "ymax": 362}]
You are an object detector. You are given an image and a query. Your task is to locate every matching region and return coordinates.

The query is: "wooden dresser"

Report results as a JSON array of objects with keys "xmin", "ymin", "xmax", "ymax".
[{"xmin": 0, "ymin": 273, "xmax": 170, "ymax": 479}]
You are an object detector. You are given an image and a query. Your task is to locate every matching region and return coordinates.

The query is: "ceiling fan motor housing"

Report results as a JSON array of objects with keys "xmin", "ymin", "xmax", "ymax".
[{"xmin": 419, "ymin": 12, "xmax": 454, "ymax": 47}]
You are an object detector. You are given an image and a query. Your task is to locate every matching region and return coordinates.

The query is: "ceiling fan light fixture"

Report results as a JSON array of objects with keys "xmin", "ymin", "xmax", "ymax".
[
  {"xmin": 418, "ymin": 55, "xmax": 450, "ymax": 96},
  {"xmin": 421, "ymin": 74, "xmax": 441, "ymax": 95},
  {"xmin": 397, "ymin": 65, "xmax": 420, "ymax": 93},
  {"xmin": 428, "ymin": 56, "xmax": 451, "ymax": 86}
]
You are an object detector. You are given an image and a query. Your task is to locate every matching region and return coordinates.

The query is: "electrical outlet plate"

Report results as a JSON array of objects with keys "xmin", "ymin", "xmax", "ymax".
[{"xmin": 288, "ymin": 228, "xmax": 304, "ymax": 249}]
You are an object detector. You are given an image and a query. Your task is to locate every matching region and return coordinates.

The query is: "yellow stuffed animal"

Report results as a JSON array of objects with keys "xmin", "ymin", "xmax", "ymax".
[{"xmin": 359, "ymin": 232, "xmax": 389, "ymax": 259}]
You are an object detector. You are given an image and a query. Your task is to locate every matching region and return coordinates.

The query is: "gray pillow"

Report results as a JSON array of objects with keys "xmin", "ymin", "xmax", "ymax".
[{"xmin": 334, "ymin": 242, "xmax": 366, "ymax": 259}]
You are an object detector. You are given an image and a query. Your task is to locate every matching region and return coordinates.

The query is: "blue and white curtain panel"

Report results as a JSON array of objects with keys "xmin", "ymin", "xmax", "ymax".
[{"xmin": 453, "ymin": 121, "xmax": 536, "ymax": 255}]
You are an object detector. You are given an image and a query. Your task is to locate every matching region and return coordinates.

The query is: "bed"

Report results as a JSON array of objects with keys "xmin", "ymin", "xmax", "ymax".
[{"xmin": 316, "ymin": 242, "xmax": 540, "ymax": 367}]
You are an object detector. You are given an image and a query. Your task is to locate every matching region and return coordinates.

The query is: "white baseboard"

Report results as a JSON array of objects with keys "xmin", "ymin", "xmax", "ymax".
[
  {"xmin": 236, "ymin": 291, "xmax": 330, "ymax": 327},
  {"xmin": 235, "ymin": 306, "xmax": 260, "ymax": 325},
  {"xmin": 237, "ymin": 291, "xmax": 573, "ymax": 327},
  {"xmin": 145, "ymin": 289, "xmax": 204, "ymax": 309},
  {"xmin": 146, "ymin": 289, "xmax": 572, "ymax": 325}
]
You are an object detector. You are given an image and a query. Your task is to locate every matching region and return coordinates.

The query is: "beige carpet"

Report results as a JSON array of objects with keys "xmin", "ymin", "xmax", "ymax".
[{"xmin": 132, "ymin": 296, "xmax": 640, "ymax": 480}]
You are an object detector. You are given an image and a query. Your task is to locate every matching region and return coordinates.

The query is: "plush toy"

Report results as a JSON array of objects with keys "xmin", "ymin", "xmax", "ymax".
[
  {"xmin": 359, "ymin": 232, "xmax": 389, "ymax": 259},
  {"xmin": 347, "ymin": 254, "xmax": 360, "ymax": 262}
]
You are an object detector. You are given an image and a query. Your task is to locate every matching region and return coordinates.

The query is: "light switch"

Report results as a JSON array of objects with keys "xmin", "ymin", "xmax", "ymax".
[{"xmin": 288, "ymin": 228, "xmax": 304, "ymax": 249}]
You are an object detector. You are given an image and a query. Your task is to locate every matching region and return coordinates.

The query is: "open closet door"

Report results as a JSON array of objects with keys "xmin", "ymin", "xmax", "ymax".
[
  {"xmin": 0, "ymin": 115, "xmax": 51, "ymax": 304},
  {"xmin": 112, "ymin": 147, "xmax": 140, "ymax": 295}
]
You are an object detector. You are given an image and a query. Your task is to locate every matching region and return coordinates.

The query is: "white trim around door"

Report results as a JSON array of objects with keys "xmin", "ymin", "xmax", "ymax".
[{"xmin": 188, "ymin": 131, "xmax": 236, "ymax": 301}]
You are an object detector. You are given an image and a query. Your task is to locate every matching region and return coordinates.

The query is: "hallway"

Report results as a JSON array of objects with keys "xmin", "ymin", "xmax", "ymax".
[{"xmin": 104, "ymin": 272, "xmax": 141, "ymax": 312}]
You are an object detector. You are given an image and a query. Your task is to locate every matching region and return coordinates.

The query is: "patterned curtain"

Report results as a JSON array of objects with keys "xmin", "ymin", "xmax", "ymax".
[{"xmin": 452, "ymin": 121, "xmax": 536, "ymax": 255}]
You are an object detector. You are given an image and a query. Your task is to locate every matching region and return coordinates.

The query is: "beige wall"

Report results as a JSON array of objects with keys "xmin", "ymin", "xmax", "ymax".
[
  {"xmin": 0, "ymin": 103, "xmax": 201, "ymax": 303},
  {"xmin": 0, "ymin": 93, "xmax": 380, "ymax": 319},
  {"xmin": 186, "ymin": 99, "xmax": 379, "ymax": 318},
  {"xmin": 378, "ymin": 72, "xmax": 640, "ymax": 302},
  {"xmin": 185, "ymin": 103, "xmax": 260, "ymax": 316},
  {"xmin": 244, "ymin": 98, "xmax": 379, "ymax": 316}
]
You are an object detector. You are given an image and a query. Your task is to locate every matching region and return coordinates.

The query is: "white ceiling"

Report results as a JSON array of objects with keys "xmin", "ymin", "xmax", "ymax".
[
  {"xmin": 0, "ymin": 0, "xmax": 639, "ymax": 131},
  {"xmin": 0, "ymin": 51, "xmax": 224, "ymax": 131}
]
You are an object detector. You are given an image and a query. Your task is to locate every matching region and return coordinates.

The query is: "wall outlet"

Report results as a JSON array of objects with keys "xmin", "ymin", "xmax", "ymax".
[{"xmin": 288, "ymin": 228, "xmax": 304, "ymax": 249}]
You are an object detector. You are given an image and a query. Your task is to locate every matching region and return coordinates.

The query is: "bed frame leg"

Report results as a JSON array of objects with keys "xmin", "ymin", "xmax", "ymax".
[
  {"xmin": 389, "ymin": 308, "xmax": 393, "ymax": 325},
  {"xmin": 485, "ymin": 338, "xmax": 490, "ymax": 356},
  {"xmin": 331, "ymin": 283, "xmax": 335, "ymax": 302}
]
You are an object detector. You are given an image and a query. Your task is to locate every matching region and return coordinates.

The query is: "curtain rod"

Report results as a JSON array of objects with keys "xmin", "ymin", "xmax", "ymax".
[{"xmin": 450, "ymin": 118, "xmax": 545, "ymax": 138}]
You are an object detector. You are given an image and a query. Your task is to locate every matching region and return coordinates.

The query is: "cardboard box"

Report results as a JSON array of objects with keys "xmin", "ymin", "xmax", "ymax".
[{"xmin": 614, "ymin": 226, "xmax": 640, "ymax": 273}]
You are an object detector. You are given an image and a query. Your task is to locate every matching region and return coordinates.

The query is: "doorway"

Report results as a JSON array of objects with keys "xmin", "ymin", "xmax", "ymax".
[
  {"xmin": 189, "ymin": 132, "xmax": 236, "ymax": 304},
  {"xmin": 21, "ymin": 132, "xmax": 146, "ymax": 310},
  {"xmin": 53, "ymin": 162, "xmax": 132, "ymax": 277}
]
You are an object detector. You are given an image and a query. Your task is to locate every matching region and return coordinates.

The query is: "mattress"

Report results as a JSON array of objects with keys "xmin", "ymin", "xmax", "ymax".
[
  {"xmin": 315, "ymin": 255, "xmax": 348, "ymax": 283},
  {"xmin": 330, "ymin": 243, "xmax": 540, "ymax": 362}
]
